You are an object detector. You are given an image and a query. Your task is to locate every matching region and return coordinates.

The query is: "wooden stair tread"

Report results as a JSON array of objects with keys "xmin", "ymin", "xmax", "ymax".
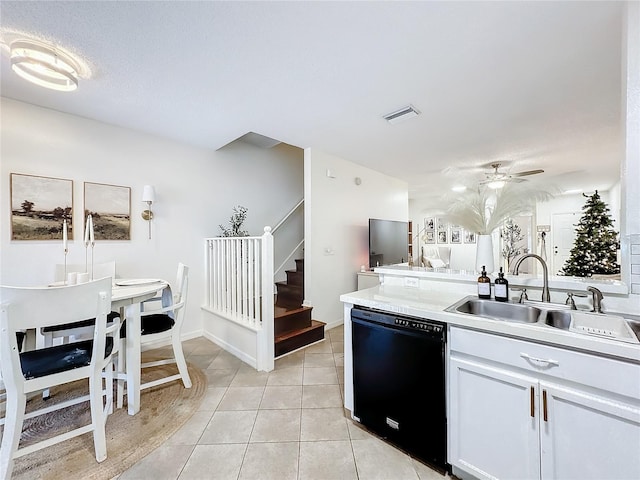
[
  {"xmin": 275, "ymin": 320, "xmax": 325, "ymax": 342},
  {"xmin": 275, "ymin": 305, "xmax": 312, "ymax": 317}
]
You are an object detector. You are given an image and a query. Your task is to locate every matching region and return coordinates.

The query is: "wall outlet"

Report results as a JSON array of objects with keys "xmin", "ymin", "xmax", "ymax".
[{"xmin": 404, "ymin": 277, "xmax": 419, "ymax": 288}]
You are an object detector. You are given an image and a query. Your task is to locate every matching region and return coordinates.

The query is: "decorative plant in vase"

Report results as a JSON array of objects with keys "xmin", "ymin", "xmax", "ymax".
[
  {"xmin": 445, "ymin": 183, "xmax": 553, "ymax": 273},
  {"xmin": 219, "ymin": 205, "xmax": 249, "ymax": 237},
  {"xmin": 501, "ymin": 218, "xmax": 524, "ymax": 271}
]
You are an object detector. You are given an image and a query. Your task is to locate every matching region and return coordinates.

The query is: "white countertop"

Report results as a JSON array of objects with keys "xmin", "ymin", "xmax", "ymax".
[{"xmin": 340, "ymin": 285, "xmax": 640, "ymax": 364}]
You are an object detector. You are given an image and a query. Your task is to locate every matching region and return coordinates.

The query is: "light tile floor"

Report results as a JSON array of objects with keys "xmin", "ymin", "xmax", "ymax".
[{"xmin": 116, "ymin": 325, "xmax": 450, "ymax": 480}]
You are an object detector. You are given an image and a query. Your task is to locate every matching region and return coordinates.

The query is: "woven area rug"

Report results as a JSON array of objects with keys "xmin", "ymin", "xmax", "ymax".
[{"xmin": 4, "ymin": 362, "xmax": 207, "ymax": 480}]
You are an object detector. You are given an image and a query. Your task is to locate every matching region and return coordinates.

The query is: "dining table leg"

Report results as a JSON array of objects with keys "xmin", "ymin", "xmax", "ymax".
[{"xmin": 124, "ymin": 302, "xmax": 142, "ymax": 415}]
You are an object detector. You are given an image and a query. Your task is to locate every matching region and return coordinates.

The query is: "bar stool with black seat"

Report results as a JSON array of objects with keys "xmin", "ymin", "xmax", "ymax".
[
  {"xmin": 0, "ymin": 278, "xmax": 120, "ymax": 479},
  {"xmin": 116, "ymin": 263, "xmax": 191, "ymax": 408}
]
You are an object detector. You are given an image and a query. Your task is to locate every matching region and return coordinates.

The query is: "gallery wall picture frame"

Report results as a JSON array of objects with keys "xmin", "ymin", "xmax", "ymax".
[
  {"xmin": 437, "ymin": 217, "xmax": 448, "ymax": 232},
  {"xmin": 84, "ymin": 182, "xmax": 131, "ymax": 240},
  {"xmin": 438, "ymin": 230, "xmax": 448, "ymax": 244},
  {"xmin": 424, "ymin": 217, "xmax": 435, "ymax": 232},
  {"xmin": 451, "ymin": 227, "xmax": 462, "ymax": 244},
  {"xmin": 10, "ymin": 173, "xmax": 73, "ymax": 241},
  {"xmin": 423, "ymin": 217, "xmax": 436, "ymax": 244},
  {"xmin": 464, "ymin": 230, "xmax": 477, "ymax": 244}
]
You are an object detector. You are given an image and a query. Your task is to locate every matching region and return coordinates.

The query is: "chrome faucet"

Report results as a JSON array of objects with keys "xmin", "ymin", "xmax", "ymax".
[
  {"xmin": 587, "ymin": 286, "xmax": 604, "ymax": 313},
  {"xmin": 513, "ymin": 254, "xmax": 551, "ymax": 302}
]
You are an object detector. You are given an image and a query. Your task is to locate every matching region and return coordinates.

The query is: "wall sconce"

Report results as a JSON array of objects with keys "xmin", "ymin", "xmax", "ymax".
[{"xmin": 141, "ymin": 185, "xmax": 155, "ymax": 239}]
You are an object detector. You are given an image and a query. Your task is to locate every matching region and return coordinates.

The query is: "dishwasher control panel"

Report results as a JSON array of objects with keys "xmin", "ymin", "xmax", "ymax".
[
  {"xmin": 352, "ymin": 305, "xmax": 445, "ymax": 340},
  {"xmin": 394, "ymin": 317, "xmax": 443, "ymax": 334}
]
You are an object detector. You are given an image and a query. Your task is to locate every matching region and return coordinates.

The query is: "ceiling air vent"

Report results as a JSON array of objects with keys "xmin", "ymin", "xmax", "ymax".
[{"xmin": 383, "ymin": 105, "xmax": 420, "ymax": 124}]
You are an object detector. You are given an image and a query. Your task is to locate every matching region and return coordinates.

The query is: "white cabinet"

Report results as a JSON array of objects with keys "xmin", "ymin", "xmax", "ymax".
[
  {"xmin": 540, "ymin": 382, "xmax": 640, "ymax": 480},
  {"xmin": 448, "ymin": 327, "xmax": 640, "ymax": 480},
  {"xmin": 449, "ymin": 357, "xmax": 541, "ymax": 480}
]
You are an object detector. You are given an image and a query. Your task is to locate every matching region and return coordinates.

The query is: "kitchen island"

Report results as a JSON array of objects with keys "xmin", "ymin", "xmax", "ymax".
[{"xmin": 340, "ymin": 280, "xmax": 640, "ymax": 480}]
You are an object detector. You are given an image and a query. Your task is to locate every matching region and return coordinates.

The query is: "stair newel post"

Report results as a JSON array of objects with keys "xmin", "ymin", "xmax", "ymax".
[{"xmin": 257, "ymin": 226, "xmax": 275, "ymax": 372}]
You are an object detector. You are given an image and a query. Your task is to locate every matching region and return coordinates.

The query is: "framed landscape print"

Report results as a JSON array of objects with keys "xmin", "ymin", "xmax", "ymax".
[
  {"xmin": 10, "ymin": 173, "xmax": 73, "ymax": 241},
  {"xmin": 84, "ymin": 182, "xmax": 131, "ymax": 240}
]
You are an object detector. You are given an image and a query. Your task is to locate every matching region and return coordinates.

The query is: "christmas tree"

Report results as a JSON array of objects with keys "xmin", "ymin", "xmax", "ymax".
[{"xmin": 561, "ymin": 191, "xmax": 620, "ymax": 277}]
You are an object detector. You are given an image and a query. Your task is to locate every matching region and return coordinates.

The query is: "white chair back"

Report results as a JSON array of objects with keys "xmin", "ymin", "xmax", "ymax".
[
  {"xmin": 0, "ymin": 277, "xmax": 117, "ymax": 478},
  {"xmin": 0, "ymin": 278, "xmax": 112, "ymax": 391}
]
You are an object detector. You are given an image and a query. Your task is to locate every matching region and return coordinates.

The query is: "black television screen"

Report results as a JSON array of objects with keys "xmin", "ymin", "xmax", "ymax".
[{"xmin": 368, "ymin": 218, "xmax": 409, "ymax": 268}]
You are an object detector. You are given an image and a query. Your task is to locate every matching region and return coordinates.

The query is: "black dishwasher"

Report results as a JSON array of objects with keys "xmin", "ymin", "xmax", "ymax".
[{"xmin": 351, "ymin": 305, "xmax": 448, "ymax": 473}]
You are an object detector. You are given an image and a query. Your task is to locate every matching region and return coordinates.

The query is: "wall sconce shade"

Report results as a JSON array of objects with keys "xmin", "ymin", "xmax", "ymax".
[
  {"xmin": 141, "ymin": 185, "xmax": 155, "ymax": 239},
  {"xmin": 142, "ymin": 185, "xmax": 156, "ymax": 203},
  {"xmin": 10, "ymin": 39, "xmax": 80, "ymax": 92}
]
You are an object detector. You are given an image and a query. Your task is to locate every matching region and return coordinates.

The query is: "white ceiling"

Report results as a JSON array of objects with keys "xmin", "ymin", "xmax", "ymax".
[{"xmin": 0, "ymin": 1, "xmax": 626, "ymax": 204}]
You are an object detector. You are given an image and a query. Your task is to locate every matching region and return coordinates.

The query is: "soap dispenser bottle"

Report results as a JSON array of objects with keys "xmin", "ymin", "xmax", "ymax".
[
  {"xmin": 477, "ymin": 265, "xmax": 491, "ymax": 299},
  {"xmin": 494, "ymin": 267, "xmax": 509, "ymax": 302}
]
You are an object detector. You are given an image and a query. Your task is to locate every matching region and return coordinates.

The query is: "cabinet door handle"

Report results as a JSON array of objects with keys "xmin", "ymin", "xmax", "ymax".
[
  {"xmin": 520, "ymin": 352, "xmax": 560, "ymax": 367},
  {"xmin": 543, "ymin": 389, "xmax": 548, "ymax": 422},
  {"xmin": 530, "ymin": 386, "xmax": 535, "ymax": 418}
]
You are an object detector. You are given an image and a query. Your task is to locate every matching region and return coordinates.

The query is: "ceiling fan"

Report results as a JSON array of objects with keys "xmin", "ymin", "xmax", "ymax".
[{"xmin": 480, "ymin": 163, "xmax": 544, "ymax": 189}]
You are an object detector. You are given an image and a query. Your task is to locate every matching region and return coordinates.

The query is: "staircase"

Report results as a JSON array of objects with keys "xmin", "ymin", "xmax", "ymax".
[{"xmin": 274, "ymin": 259, "xmax": 325, "ymax": 357}]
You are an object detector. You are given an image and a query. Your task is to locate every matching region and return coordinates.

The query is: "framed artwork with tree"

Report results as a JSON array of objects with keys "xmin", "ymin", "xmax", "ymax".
[
  {"xmin": 84, "ymin": 182, "xmax": 131, "ymax": 240},
  {"xmin": 10, "ymin": 173, "xmax": 73, "ymax": 241}
]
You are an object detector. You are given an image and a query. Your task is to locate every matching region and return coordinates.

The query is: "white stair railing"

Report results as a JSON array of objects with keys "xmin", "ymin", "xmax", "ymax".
[{"xmin": 204, "ymin": 227, "xmax": 274, "ymax": 370}]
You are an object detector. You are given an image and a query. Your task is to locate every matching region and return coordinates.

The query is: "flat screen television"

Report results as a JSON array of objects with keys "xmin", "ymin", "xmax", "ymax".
[{"xmin": 368, "ymin": 218, "xmax": 409, "ymax": 268}]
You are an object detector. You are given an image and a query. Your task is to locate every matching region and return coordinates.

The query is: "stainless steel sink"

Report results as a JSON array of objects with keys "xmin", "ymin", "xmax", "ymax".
[
  {"xmin": 447, "ymin": 296, "xmax": 640, "ymax": 343},
  {"xmin": 449, "ymin": 298, "xmax": 541, "ymax": 323},
  {"xmin": 543, "ymin": 310, "xmax": 572, "ymax": 330}
]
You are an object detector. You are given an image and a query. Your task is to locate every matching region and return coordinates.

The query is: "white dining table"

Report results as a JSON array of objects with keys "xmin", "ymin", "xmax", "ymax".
[{"xmin": 112, "ymin": 279, "xmax": 168, "ymax": 415}]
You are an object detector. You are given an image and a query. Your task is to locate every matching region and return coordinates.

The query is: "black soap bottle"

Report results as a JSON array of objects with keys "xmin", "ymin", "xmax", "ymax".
[
  {"xmin": 477, "ymin": 265, "xmax": 491, "ymax": 299},
  {"xmin": 494, "ymin": 267, "xmax": 509, "ymax": 302}
]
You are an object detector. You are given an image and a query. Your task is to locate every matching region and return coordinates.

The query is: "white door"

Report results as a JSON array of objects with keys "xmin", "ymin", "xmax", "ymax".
[
  {"xmin": 551, "ymin": 212, "xmax": 580, "ymax": 275},
  {"xmin": 448, "ymin": 357, "xmax": 541, "ymax": 480},
  {"xmin": 539, "ymin": 381, "xmax": 640, "ymax": 480}
]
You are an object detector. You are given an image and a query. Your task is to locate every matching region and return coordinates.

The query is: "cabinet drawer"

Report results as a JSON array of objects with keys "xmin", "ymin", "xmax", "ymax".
[{"xmin": 449, "ymin": 326, "xmax": 640, "ymax": 401}]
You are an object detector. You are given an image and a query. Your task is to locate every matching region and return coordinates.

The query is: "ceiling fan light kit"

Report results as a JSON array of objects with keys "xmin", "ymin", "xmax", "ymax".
[{"xmin": 480, "ymin": 162, "xmax": 544, "ymax": 188}]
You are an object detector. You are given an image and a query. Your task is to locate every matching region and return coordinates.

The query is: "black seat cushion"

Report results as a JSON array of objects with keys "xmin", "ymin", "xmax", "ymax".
[
  {"xmin": 41, "ymin": 311, "xmax": 120, "ymax": 333},
  {"xmin": 119, "ymin": 314, "xmax": 175, "ymax": 339},
  {"xmin": 20, "ymin": 337, "xmax": 114, "ymax": 380}
]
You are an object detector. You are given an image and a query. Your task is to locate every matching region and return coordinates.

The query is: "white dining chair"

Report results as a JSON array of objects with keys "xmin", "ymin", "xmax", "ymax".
[
  {"xmin": 0, "ymin": 278, "xmax": 120, "ymax": 479},
  {"xmin": 116, "ymin": 263, "xmax": 191, "ymax": 408}
]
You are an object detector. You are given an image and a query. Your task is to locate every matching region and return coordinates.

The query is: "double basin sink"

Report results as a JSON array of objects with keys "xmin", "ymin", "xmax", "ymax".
[{"xmin": 446, "ymin": 296, "xmax": 640, "ymax": 344}]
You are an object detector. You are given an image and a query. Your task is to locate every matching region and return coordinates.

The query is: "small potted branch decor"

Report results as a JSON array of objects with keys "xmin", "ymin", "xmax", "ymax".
[
  {"xmin": 445, "ymin": 184, "xmax": 552, "ymax": 273},
  {"xmin": 219, "ymin": 205, "xmax": 249, "ymax": 237}
]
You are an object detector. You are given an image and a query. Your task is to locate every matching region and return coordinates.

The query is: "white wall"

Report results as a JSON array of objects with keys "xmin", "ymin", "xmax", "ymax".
[
  {"xmin": 304, "ymin": 148, "xmax": 408, "ymax": 326},
  {"xmin": 0, "ymin": 98, "xmax": 303, "ymax": 337}
]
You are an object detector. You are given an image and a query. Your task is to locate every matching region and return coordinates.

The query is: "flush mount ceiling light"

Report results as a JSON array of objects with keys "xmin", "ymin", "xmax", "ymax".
[
  {"xmin": 10, "ymin": 39, "xmax": 82, "ymax": 92},
  {"xmin": 383, "ymin": 105, "xmax": 420, "ymax": 124}
]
